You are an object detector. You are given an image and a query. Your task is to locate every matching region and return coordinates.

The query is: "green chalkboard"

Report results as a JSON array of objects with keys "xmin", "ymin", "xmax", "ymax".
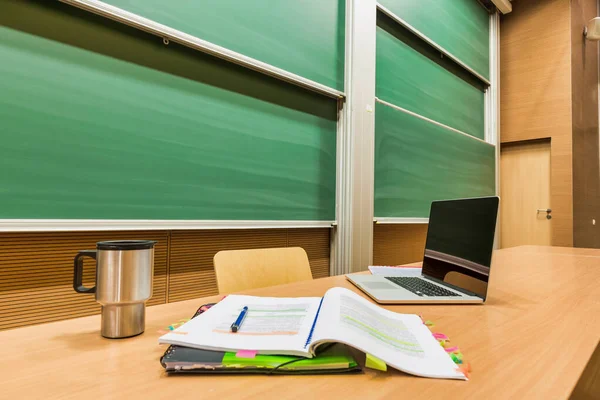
[
  {"xmin": 376, "ymin": 25, "xmax": 485, "ymax": 139},
  {"xmin": 378, "ymin": 0, "xmax": 490, "ymax": 79},
  {"xmin": 375, "ymin": 103, "xmax": 495, "ymax": 218},
  {"xmin": 0, "ymin": 0, "xmax": 337, "ymax": 221},
  {"xmin": 102, "ymin": 0, "xmax": 346, "ymax": 91}
]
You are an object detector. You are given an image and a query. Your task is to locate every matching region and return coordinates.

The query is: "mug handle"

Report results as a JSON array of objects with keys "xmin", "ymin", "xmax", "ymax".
[{"xmin": 73, "ymin": 250, "xmax": 97, "ymax": 294}]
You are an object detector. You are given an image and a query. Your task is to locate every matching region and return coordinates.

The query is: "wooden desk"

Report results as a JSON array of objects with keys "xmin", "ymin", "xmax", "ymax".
[{"xmin": 2, "ymin": 246, "xmax": 600, "ymax": 400}]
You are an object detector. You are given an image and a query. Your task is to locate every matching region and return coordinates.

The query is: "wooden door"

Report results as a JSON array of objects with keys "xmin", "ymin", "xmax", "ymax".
[{"xmin": 500, "ymin": 140, "xmax": 552, "ymax": 248}]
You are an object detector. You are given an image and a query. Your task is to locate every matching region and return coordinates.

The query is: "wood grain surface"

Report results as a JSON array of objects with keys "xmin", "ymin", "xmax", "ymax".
[
  {"xmin": 2, "ymin": 246, "xmax": 599, "ymax": 400},
  {"xmin": 500, "ymin": 140, "xmax": 552, "ymax": 247},
  {"xmin": 0, "ymin": 228, "xmax": 330, "ymax": 330},
  {"xmin": 500, "ymin": 0, "xmax": 573, "ymax": 246}
]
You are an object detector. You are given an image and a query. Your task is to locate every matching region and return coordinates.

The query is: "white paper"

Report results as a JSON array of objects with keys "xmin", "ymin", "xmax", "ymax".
[
  {"xmin": 211, "ymin": 303, "xmax": 314, "ymax": 335},
  {"xmin": 368, "ymin": 265, "xmax": 422, "ymax": 276},
  {"xmin": 159, "ymin": 287, "xmax": 466, "ymax": 380},
  {"xmin": 159, "ymin": 295, "xmax": 321, "ymax": 357},
  {"xmin": 312, "ymin": 287, "xmax": 465, "ymax": 380}
]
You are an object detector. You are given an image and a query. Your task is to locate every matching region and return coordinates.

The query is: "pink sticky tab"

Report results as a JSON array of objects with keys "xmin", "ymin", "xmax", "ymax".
[
  {"xmin": 236, "ymin": 350, "xmax": 258, "ymax": 359},
  {"xmin": 444, "ymin": 346, "xmax": 460, "ymax": 353},
  {"xmin": 432, "ymin": 333, "xmax": 449, "ymax": 340}
]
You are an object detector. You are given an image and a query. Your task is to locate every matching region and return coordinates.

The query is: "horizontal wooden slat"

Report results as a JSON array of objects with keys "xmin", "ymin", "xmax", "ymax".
[
  {"xmin": 168, "ymin": 280, "xmax": 217, "ymax": 291},
  {"xmin": 0, "ymin": 281, "xmax": 167, "ymax": 298},
  {"xmin": 167, "ymin": 228, "xmax": 330, "ymax": 301},
  {"xmin": 0, "ymin": 264, "xmax": 166, "ymax": 288},
  {"xmin": 1, "ymin": 228, "xmax": 330, "ymax": 330},
  {"xmin": 168, "ymin": 278, "xmax": 216, "ymax": 287},
  {"xmin": 287, "ymin": 228, "xmax": 330, "ymax": 278},
  {"xmin": 168, "ymin": 229, "xmax": 288, "ymax": 302},
  {"xmin": 373, "ymin": 223, "xmax": 428, "ymax": 266},
  {"xmin": 0, "ymin": 282, "xmax": 161, "ymax": 300},
  {"xmin": 0, "ymin": 292, "xmax": 166, "ymax": 330},
  {"xmin": 0, "ymin": 264, "xmax": 167, "ymax": 277},
  {"xmin": 0, "ymin": 246, "xmax": 168, "ymax": 253},
  {"xmin": 0, "ymin": 288, "xmax": 166, "ymax": 307},
  {"xmin": 0, "ymin": 230, "xmax": 168, "ymax": 331},
  {"xmin": 168, "ymin": 272, "xmax": 215, "ymax": 280},
  {"xmin": 0, "ymin": 289, "xmax": 167, "ymax": 315},
  {"xmin": 0, "ymin": 247, "xmax": 168, "ymax": 255},
  {"xmin": 1, "ymin": 256, "xmax": 166, "ymax": 264}
]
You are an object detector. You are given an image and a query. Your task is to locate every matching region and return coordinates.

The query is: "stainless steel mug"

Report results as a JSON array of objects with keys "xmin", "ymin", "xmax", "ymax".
[{"xmin": 73, "ymin": 240, "xmax": 156, "ymax": 338}]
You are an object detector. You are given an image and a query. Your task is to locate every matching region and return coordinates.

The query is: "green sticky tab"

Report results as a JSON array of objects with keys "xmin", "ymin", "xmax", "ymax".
[
  {"xmin": 365, "ymin": 354, "xmax": 387, "ymax": 371},
  {"xmin": 450, "ymin": 353, "xmax": 463, "ymax": 364},
  {"xmin": 221, "ymin": 344, "xmax": 357, "ymax": 371}
]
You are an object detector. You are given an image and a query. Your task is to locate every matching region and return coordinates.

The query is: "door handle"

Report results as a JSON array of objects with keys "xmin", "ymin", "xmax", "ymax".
[{"xmin": 537, "ymin": 208, "xmax": 552, "ymax": 219}]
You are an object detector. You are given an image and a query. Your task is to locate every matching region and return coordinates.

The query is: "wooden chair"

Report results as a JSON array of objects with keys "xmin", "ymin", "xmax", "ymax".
[{"xmin": 213, "ymin": 247, "xmax": 313, "ymax": 294}]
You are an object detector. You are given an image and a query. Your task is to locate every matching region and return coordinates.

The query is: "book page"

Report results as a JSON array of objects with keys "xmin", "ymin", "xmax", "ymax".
[
  {"xmin": 311, "ymin": 287, "xmax": 465, "ymax": 380},
  {"xmin": 159, "ymin": 294, "xmax": 322, "ymax": 357}
]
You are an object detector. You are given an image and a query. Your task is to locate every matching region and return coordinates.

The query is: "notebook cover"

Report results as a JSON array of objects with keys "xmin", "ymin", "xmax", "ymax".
[
  {"xmin": 161, "ymin": 343, "xmax": 361, "ymax": 375},
  {"xmin": 159, "ymin": 302, "xmax": 361, "ymax": 375}
]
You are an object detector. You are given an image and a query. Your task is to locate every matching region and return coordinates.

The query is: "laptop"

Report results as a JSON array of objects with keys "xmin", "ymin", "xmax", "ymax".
[{"xmin": 346, "ymin": 196, "xmax": 499, "ymax": 304}]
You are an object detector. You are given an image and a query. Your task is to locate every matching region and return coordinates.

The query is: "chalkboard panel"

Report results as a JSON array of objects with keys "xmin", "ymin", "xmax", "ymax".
[
  {"xmin": 375, "ymin": 103, "xmax": 495, "ymax": 218},
  {"xmin": 376, "ymin": 25, "xmax": 485, "ymax": 139},
  {"xmin": 378, "ymin": 0, "xmax": 490, "ymax": 79},
  {"xmin": 103, "ymin": 0, "xmax": 346, "ymax": 90},
  {"xmin": 0, "ymin": 1, "xmax": 337, "ymax": 221}
]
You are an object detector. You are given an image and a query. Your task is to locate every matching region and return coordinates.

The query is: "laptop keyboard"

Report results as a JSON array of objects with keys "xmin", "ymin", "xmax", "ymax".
[{"xmin": 385, "ymin": 277, "xmax": 461, "ymax": 297}]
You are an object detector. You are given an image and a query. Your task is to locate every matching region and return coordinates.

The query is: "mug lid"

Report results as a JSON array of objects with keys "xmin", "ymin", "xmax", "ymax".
[{"xmin": 97, "ymin": 240, "xmax": 157, "ymax": 250}]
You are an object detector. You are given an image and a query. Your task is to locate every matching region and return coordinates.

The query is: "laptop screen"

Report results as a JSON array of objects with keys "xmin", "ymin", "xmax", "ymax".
[{"xmin": 421, "ymin": 197, "xmax": 499, "ymax": 299}]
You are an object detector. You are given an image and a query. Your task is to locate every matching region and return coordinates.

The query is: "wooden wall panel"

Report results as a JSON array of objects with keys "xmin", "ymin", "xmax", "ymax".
[
  {"xmin": 373, "ymin": 223, "xmax": 428, "ymax": 266},
  {"xmin": 288, "ymin": 228, "xmax": 330, "ymax": 279},
  {"xmin": 0, "ymin": 228, "xmax": 331, "ymax": 330},
  {"xmin": 572, "ymin": 0, "xmax": 600, "ymax": 248},
  {"xmin": 168, "ymin": 228, "xmax": 331, "ymax": 303},
  {"xmin": 0, "ymin": 231, "xmax": 168, "ymax": 331},
  {"xmin": 500, "ymin": 0, "xmax": 573, "ymax": 246},
  {"xmin": 500, "ymin": 0, "xmax": 572, "ymax": 143},
  {"xmin": 168, "ymin": 229, "xmax": 287, "ymax": 302}
]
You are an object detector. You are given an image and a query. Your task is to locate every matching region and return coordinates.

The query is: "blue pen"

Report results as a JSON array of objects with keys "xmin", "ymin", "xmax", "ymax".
[{"xmin": 230, "ymin": 306, "xmax": 248, "ymax": 333}]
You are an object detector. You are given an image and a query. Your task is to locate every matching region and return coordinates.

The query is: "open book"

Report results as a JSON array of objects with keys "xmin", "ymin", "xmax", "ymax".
[{"xmin": 158, "ymin": 287, "xmax": 465, "ymax": 380}]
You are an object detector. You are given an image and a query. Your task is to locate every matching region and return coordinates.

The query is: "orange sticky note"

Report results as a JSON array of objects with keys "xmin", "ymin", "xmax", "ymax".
[{"xmin": 457, "ymin": 363, "xmax": 472, "ymax": 378}]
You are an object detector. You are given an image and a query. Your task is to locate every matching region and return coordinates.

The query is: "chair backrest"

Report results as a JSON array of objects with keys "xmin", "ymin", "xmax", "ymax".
[{"xmin": 213, "ymin": 247, "xmax": 313, "ymax": 294}]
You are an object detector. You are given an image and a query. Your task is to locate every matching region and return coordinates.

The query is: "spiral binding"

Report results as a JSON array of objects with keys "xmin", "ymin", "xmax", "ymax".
[
  {"xmin": 304, "ymin": 297, "xmax": 324, "ymax": 349},
  {"xmin": 161, "ymin": 302, "xmax": 216, "ymax": 365}
]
